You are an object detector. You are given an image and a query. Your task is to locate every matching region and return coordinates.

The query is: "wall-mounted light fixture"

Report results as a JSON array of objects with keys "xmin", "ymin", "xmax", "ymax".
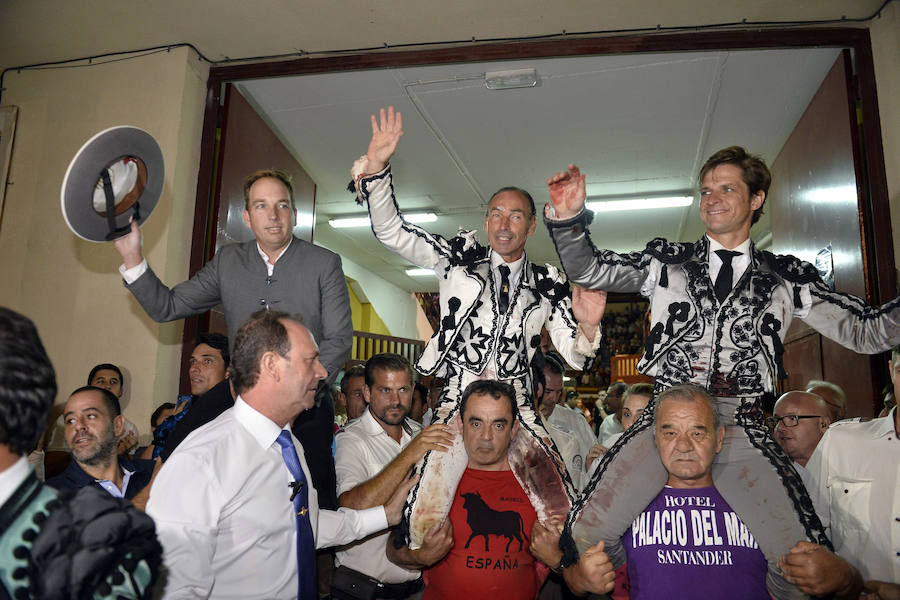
[
  {"xmin": 585, "ymin": 194, "xmax": 693, "ymax": 213},
  {"xmin": 329, "ymin": 212, "xmax": 438, "ymax": 228},
  {"xmin": 483, "ymin": 68, "xmax": 538, "ymax": 90}
]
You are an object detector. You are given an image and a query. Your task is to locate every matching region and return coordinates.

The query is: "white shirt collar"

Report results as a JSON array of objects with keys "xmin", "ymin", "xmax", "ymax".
[
  {"xmin": 255, "ymin": 237, "xmax": 293, "ymax": 266},
  {"xmin": 707, "ymin": 235, "xmax": 751, "ymax": 256},
  {"xmin": 0, "ymin": 456, "xmax": 32, "ymax": 508},
  {"xmin": 490, "ymin": 250, "xmax": 525, "ymax": 281},
  {"xmin": 871, "ymin": 406, "xmax": 899, "ymax": 439},
  {"xmin": 234, "ymin": 396, "xmax": 292, "ymax": 451},
  {"xmin": 360, "ymin": 406, "xmax": 415, "ymax": 441}
]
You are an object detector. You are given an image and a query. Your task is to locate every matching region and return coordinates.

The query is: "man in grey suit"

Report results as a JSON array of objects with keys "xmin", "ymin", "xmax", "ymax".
[{"xmin": 112, "ymin": 168, "xmax": 352, "ymax": 508}]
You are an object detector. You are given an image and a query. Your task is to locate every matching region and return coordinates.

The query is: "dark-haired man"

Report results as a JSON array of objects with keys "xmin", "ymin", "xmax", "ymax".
[
  {"xmin": 47, "ymin": 386, "xmax": 154, "ymax": 500},
  {"xmin": 544, "ymin": 147, "xmax": 900, "ymax": 599},
  {"xmin": 538, "ymin": 353, "xmax": 596, "ymax": 490},
  {"xmin": 154, "ymin": 332, "xmax": 232, "ymax": 461},
  {"xmin": 0, "ymin": 307, "xmax": 161, "ymax": 598},
  {"xmin": 88, "ymin": 362, "xmax": 139, "ymax": 455},
  {"xmin": 339, "ymin": 364, "xmax": 368, "ymax": 422},
  {"xmin": 388, "ymin": 380, "xmax": 559, "ymax": 600},
  {"xmin": 353, "ymin": 107, "xmax": 606, "ymax": 548},
  {"xmin": 112, "ymin": 167, "xmax": 352, "ymax": 508},
  {"xmin": 148, "ymin": 311, "xmax": 414, "ymax": 599},
  {"xmin": 334, "ymin": 353, "xmax": 453, "ymax": 597},
  {"xmin": 597, "ymin": 381, "xmax": 628, "ymax": 447}
]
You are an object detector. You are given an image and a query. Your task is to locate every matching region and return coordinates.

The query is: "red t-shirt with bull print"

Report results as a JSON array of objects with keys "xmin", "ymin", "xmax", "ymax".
[{"xmin": 424, "ymin": 468, "xmax": 539, "ymax": 600}]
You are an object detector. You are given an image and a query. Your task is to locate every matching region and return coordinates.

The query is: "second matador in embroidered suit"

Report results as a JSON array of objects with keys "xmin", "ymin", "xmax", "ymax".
[
  {"xmin": 352, "ymin": 108, "xmax": 604, "ymax": 548},
  {"xmin": 543, "ymin": 149, "xmax": 900, "ymax": 600}
]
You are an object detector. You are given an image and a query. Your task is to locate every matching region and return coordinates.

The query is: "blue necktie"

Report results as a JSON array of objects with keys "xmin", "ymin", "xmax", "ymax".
[{"xmin": 276, "ymin": 430, "xmax": 317, "ymax": 600}]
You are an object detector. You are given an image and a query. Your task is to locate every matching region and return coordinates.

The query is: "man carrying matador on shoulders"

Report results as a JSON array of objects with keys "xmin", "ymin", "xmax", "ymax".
[
  {"xmin": 542, "ymin": 150, "xmax": 900, "ymax": 599},
  {"xmin": 351, "ymin": 107, "xmax": 606, "ymax": 549}
]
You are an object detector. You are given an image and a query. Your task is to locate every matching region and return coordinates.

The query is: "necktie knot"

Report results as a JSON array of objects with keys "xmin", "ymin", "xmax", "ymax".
[
  {"xmin": 276, "ymin": 429, "xmax": 293, "ymax": 449},
  {"xmin": 715, "ymin": 249, "xmax": 740, "ymax": 265}
]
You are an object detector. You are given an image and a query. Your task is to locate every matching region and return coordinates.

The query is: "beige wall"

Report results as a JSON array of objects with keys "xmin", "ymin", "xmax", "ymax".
[
  {"xmin": 869, "ymin": 2, "xmax": 900, "ymax": 275},
  {"xmin": 0, "ymin": 47, "xmax": 208, "ymax": 440}
]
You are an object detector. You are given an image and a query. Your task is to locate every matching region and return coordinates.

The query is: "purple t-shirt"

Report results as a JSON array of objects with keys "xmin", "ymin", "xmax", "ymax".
[{"xmin": 624, "ymin": 486, "xmax": 768, "ymax": 600}]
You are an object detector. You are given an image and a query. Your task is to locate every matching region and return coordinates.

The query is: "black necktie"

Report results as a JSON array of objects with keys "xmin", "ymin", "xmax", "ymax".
[
  {"xmin": 498, "ymin": 264, "xmax": 511, "ymax": 315},
  {"xmin": 714, "ymin": 250, "xmax": 741, "ymax": 304}
]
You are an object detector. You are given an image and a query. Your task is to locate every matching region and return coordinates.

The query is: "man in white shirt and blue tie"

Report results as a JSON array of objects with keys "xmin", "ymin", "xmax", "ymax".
[{"xmin": 147, "ymin": 310, "xmax": 414, "ymax": 599}]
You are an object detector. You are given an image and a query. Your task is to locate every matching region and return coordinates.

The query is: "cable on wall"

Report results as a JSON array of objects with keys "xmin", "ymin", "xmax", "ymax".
[{"xmin": 0, "ymin": 0, "xmax": 893, "ymax": 105}]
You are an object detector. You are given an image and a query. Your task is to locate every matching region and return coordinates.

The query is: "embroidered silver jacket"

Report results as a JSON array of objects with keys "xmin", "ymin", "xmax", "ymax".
[
  {"xmin": 546, "ymin": 209, "xmax": 900, "ymax": 396},
  {"xmin": 359, "ymin": 167, "xmax": 598, "ymax": 385}
]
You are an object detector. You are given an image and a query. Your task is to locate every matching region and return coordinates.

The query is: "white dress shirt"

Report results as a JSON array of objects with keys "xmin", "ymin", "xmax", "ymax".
[
  {"xmin": 544, "ymin": 405, "xmax": 597, "ymax": 490},
  {"xmin": 597, "ymin": 413, "xmax": 624, "ymax": 447},
  {"xmin": 334, "ymin": 409, "xmax": 422, "ymax": 583},
  {"xmin": 706, "ymin": 235, "xmax": 751, "ymax": 290},
  {"xmin": 147, "ymin": 397, "xmax": 388, "ymax": 599},
  {"xmin": 805, "ymin": 408, "xmax": 900, "ymax": 582}
]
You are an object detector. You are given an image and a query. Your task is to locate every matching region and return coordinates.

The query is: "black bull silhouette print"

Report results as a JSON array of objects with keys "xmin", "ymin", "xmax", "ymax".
[{"xmin": 460, "ymin": 491, "xmax": 528, "ymax": 552}]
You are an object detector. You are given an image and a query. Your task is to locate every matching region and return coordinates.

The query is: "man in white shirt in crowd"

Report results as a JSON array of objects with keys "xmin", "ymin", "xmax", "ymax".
[
  {"xmin": 334, "ymin": 353, "xmax": 453, "ymax": 599},
  {"xmin": 147, "ymin": 310, "xmax": 414, "ymax": 599},
  {"xmin": 781, "ymin": 346, "xmax": 900, "ymax": 596},
  {"xmin": 538, "ymin": 353, "xmax": 596, "ymax": 490},
  {"xmin": 769, "ymin": 391, "xmax": 831, "ymax": 495},
  {"xmin": 596, "ymin": 382, "xmax": 627, "ymax": 447},
  {"xmin": 339, "ymin": 364, "xmax": 368, "ymax": 422}
]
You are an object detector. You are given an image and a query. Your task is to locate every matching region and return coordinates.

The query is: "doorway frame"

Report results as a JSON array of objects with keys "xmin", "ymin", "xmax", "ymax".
[{"xmin": 180, "ymin": 27, "xmax": 894, "ymax": 390}]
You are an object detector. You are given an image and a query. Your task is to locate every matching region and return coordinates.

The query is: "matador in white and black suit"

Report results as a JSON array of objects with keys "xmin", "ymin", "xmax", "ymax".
[
  {"xmin": 544, "ymin": 148, "xmax": 900, "ymax": 600},
  {"xmin": 352, "ymin": 107, "xmax": 605, "ymax": 549}
]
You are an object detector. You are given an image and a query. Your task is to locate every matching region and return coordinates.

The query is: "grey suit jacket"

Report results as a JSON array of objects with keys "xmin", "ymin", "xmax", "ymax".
[{"xmin": 125, "ymin": 236, "xmax": 352, "ymax": 382}]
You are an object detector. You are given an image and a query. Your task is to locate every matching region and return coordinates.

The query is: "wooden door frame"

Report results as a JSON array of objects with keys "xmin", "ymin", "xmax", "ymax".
[{"xmin": 180, "ymin": 27, "xmax": 894, "ymax": 388}]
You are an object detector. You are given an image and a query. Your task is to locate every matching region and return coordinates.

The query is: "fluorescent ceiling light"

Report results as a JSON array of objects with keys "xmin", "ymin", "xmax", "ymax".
[
  {"xmin": 585, "ymin": 196, "xmax": 693, "ymax": 213},
  {"xmin": 484, "ymin": 68, "xmax": 538, "ymax": 90},
  {"xmin": 329, "ymin": 212, "xmax": 437, "ymax": 228},
  {"xmin": 406, "ymin": 268, "xmax": 436, "ymax": 277}
]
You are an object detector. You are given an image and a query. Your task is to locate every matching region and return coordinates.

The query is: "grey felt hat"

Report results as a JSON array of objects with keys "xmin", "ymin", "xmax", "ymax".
[{"xmin": 60, "ymin": 126, "xmax": 164, "ymax": 242}]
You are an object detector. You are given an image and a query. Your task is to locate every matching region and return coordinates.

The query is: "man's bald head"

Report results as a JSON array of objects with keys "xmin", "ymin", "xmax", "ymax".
[
  {"xmin": 772, "ymin": 391, "xmax": 831, "ymax": 467},
  {"xmin": 804, "ymin": 380, "xmax": 846, "ymax": 421}
]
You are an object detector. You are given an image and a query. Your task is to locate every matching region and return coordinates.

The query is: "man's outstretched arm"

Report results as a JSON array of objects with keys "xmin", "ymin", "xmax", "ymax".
[{"xmin": 355, "ymin": 107, "xmax": 456, "ymax": 271}]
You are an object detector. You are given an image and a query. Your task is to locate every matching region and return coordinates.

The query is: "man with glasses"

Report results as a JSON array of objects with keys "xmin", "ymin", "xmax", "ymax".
[
  {"xmin": 769, "ymin": 391, "xmax": 831, "ymax": 503},
  {"xmin": 352, "ymin": 107, "xmax": 605, "ymax": 548}
]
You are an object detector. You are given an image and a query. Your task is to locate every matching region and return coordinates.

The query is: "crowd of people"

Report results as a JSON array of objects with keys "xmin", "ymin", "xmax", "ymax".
[{"xmin": 1, "ymin": 105, "xmax": 899, "ymax": 599}]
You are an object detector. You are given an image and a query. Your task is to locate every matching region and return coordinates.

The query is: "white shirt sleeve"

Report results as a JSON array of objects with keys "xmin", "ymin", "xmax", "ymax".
[
  {"xmin": 334, "ymin": 431, "xmax": 371, "ymax": 496},
  {"xmin": 639, "ymin": 259, "xmax": 661, "ymax": 298},
  {"xmin": 119, "ymin": 259, "xmax": 149, "ymax": 284},
  {"xmin": 316, "ymin": 506, "xmax": 388, "ymax": 549},
  {"xmin": 147, "ymin": 452, "xmax": 221, "ymax": 599}
]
